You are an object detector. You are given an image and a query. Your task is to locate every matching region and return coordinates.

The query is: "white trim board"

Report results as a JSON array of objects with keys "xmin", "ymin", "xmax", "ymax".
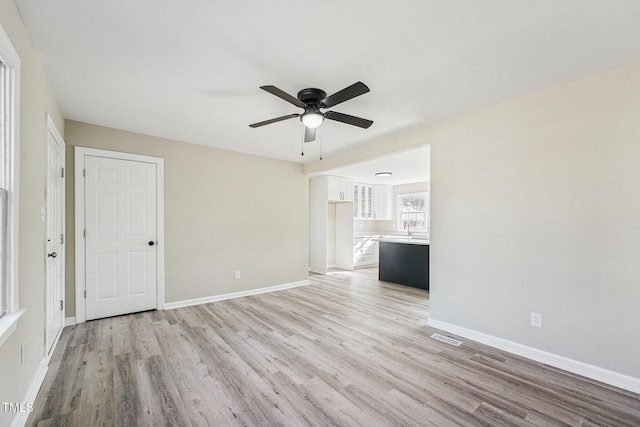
[
  {"xmin": 74, "ymin": 147, "xmax": 165, "ymax": 323},
  {"xmin": 12, "ymin": 310, "xmax": 69, "ymax": 426},
  {"xmin": 65, "ymin": 317, "xmax": 76, "ymax": 326},
  {"xmin": 45, "ymin": 323, "xmax": 63, "ymax": 364},
  {"xmin": 10, "ymin": 356, "xmax": 48, "ymax": 427},
  {"xmin": 427, "ymin": 318, "xmax": 640, "ymax": 395},
  {"xmin": 0, "ymin": 17, "xmax": 22, "ymax": 347},
  {"xmin": 0, "ymin": 309, "xmax": 25, "ymax": 348},
  {"xmin": 165, "ymin": 279, "xmax": 311, "ymax": 310}
]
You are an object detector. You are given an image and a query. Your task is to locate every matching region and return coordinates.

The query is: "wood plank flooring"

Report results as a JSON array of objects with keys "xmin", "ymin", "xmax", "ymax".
[{"xmin": 27, "ymin": 268, "xmax": 640, "ymax": 426}]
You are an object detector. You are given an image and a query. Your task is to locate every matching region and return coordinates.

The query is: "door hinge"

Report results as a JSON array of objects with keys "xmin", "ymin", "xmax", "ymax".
[
  {"xmin": 83, "ymin": 290, "xmax": 86, "ymax": 298},
  {"xmin": 61, "ymin": 233, "xmax": 64, "ymax": 244},
  {"xmin": 83, "ymin": 229, "xmax": 86, "ymax": 238},
  {"xmin": 83, "ymin": 169, "xmax": 86, "ymax": 177},
  {"xmin": 60, "ymin": 300, "xmax": 64, "ymax": 310},
  {"xmin": 61, "ymin": 167, "xmax": 64, "ymax": 178}
]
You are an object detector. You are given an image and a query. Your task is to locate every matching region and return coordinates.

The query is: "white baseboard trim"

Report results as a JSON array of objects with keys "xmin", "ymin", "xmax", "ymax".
[
  {"xmin": 427, "ymin": 318, "xmax": 640, "ymax": 394},
  {"xmin": 64, "ymin": 317, "xmax": 76, "ymax": 326},
  {"xmin": 164, "ymin": 279, "xmax": 311, "ymax": 310},
  {"xmin": 10, "ymin": 357, "xmax": 48, "ymax": 427}
]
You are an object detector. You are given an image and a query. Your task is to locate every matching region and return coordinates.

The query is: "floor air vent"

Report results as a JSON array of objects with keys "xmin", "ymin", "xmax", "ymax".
[{"xmin": 431, "ymin": 334, "xmax": 463, "ymax": 346}]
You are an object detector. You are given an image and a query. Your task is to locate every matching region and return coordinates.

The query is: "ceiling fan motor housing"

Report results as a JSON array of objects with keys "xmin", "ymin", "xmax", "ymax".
[{"xmin": 297, "ymin": 88, "xmax": 327, "ymax": 107}]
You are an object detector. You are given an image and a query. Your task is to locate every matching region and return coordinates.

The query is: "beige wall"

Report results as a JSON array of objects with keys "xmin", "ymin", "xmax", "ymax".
[
  {"xmin": 428, "ymin": 61, "xmax": 640, "ymax": 378},
  {"xmin": 0, "ymin": 0, "xmax": 65, "ymax": 425},
  {"xmin": 311, "ymin": 61, "xmax": 640, "ymax": 379},
  {"xmin": 64, "ymin": 121, "xmax": 309, "ymax": 313}
]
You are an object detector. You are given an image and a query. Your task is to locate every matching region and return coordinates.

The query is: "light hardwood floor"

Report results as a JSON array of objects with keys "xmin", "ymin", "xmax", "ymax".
[{"xmin": 28, "ymin": 268, "xmax": 639, "ymax": 426}]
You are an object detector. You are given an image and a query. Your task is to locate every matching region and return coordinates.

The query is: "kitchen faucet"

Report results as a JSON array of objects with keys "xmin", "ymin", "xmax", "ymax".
[{"xmin": 404, "ymin": 221, "xmax": 413, "ymax": 237}]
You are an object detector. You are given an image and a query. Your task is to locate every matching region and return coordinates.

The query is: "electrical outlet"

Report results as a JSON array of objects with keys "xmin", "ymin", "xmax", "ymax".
[
  {"xmin": 234, "ymin": 271, "xmax": 241, "ymax": 280},
  {"xmin": 20, "ymin": 343, "xmax": 26, "ymax": 366},
  {"xmin": 530, "ymin": 312, "xmax": 543, "ymax": 328}
]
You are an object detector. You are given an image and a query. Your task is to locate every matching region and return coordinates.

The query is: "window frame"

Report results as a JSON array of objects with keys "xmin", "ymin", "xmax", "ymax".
[
  {"xmin": 395, "ymin": 191, "xmax": 429, "ymax": 232},
  {"xmin": 0, "ymin": 21, "xmax": 23, "ymax": 347},
  {"xmin": 0, "ymin": 187, "xmax": 7, "ymax": 314}
]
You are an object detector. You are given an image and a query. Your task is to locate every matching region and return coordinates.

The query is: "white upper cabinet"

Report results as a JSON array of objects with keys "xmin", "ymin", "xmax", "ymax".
[
  {"xmin": 342, "ymin": 178, "xmax": 354, "ymax": 201},
  {"xmin": 353, "ymin": 183, "xmax": 373, "ymax": 219},
  {"xmin": 327, "ymin": 176, "xmax": 354, "ymax": 202},
  {"xmin": 373, "ymin": 185, "xmax": 393, "ymax": 220},
  {"xmin": 354, "ymin": 183, "xmax": 392, "ymax": 220}
]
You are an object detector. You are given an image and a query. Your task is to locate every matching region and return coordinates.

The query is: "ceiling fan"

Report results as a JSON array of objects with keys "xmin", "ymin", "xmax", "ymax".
[{"xmin": 249, "ymin": 81, "xmax": 373, "ymax": 143}]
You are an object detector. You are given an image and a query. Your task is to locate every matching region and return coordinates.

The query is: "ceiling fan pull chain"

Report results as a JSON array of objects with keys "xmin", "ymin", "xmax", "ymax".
[
  {"xmin": 319, "ymin": 128, "xmax": 323, "ymax": 160},
  {"xmin": 301, "ymin": 127, "xmax": 305, "ymax": 157}
]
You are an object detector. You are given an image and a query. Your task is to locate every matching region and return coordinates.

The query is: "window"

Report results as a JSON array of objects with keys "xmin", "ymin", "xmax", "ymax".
[
  {"xmin": 0, "ymin": 187, "xmax": 6, "ymax": 316},
  {"xmin": 396, "ymin": 192, "xmax": 429, "ymax": 232},
  {"xmin": 0, "ymin": 22, "xmax": 22, "ymax": 345},
  {"xmin": 1, "ymin": 59, "xmax": 7, "ymax": 317}
]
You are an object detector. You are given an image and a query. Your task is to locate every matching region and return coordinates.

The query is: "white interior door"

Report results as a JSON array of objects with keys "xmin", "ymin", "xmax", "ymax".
[
  {"xmin": 45, "ymin": 121, "xmax": 65, "ymax": 355},
  {"xmin": 84, "ymin": 155, "xmax": 157, "ymax": 320}
]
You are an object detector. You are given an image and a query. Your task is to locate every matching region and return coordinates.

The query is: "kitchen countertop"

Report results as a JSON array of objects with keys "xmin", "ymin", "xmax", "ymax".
[{"xmin": 377, "ymin": 237, "xmax": 429, "ymax": 245}]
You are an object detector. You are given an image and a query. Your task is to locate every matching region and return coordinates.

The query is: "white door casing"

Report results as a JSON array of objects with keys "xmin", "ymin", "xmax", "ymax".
[
  {"xmin": 85, "ymin": 156, "xmax": 157, "ymax": 319},
  {"xmin": 75, "ymin": 148, "xmax": 165, "ymax": 323},
  {"xmin": 45, "ymin": 115, "xmax": 65, "ymax": 355}
]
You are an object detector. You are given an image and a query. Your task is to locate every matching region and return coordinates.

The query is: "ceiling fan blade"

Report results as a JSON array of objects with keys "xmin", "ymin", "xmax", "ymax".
[
  {"xmin": 321, "ymin": 81, "xmax": 370, "ymax": 108},
  {"xmin": 260, "ymin": 85, "xmax": 306, "ymax": 108},
  {"xmin": 325, "ymin": 111, "xmax": 373, "ymax": 129},
  {"xmin": 304, "ymin": 126, "xmax": 316, "ymax": 143},
  {"xmin": 249, "ymin": 114, "xmax": 299, "ymax": 128}
]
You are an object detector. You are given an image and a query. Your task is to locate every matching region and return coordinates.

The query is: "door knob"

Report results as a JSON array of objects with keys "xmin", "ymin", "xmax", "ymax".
[
  {"xmin": 148, "ymin": 241, "xmax": 155, "ymax": 246},
  {"xmin": 48, "ymin": 252, "xmax": 57, "ymax": 258}
]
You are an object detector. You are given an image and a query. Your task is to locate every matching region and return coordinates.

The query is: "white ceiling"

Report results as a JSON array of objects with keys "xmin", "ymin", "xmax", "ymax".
[
  {"xmin": 324, "ymin": 146, "xmax": 430, "ymax": 186},
  {"xmin": 15, "ymin": 1, "xmax": 640, "ymax": 164}
]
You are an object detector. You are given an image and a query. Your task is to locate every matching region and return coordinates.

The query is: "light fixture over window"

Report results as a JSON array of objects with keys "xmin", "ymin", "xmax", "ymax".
[
  {"xmin": 301, "ymin": 110, "xmax": 324, "ymax": 128},
  {"xmin": 375, "ymin": 171, "xmax": 392, "ymax": 177}
]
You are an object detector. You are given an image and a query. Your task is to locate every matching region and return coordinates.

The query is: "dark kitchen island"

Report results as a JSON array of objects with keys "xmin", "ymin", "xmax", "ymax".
[{"xmin": 378, "ymin": 238, "xmax": 429, "ymax": 291}]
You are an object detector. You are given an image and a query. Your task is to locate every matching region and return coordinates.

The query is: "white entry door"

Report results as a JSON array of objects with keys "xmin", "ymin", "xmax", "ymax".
[
  {"xmin": 84, "ymin": 155, "xmax": 158, "ymax": 320},
  {"xmin": 45, "ymin": 118, "xmax": 65, "ymax": 355}
]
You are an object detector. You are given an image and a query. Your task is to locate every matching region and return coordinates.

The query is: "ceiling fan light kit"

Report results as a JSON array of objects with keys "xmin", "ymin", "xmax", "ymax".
[
  {"xmin": 301, "ymin": 110, "xmax": 324, "ymax": 128},
  {"xmin": 249, "ymin": 81, "xmax": 373, "ymax": 151}
]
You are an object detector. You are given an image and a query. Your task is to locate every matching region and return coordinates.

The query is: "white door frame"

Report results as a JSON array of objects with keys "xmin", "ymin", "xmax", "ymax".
[
  {"xmin": 44, "ymin": 114, "xmax": 65, "ymax": 358},
  {"xmin": 74, "ymin": 147, "xmax": 165, "ymax": 323}
]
